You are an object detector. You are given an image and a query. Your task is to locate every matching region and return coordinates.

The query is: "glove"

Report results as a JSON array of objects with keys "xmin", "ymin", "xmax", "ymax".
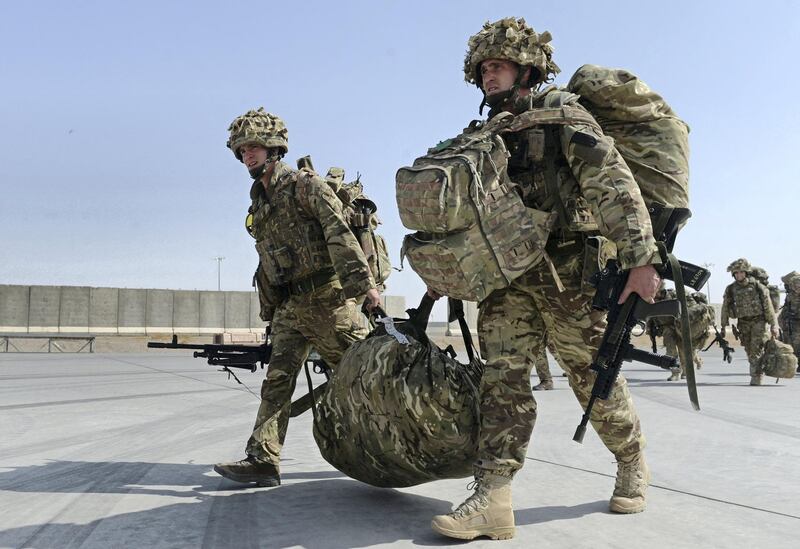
[{"xmin": 720, "ymin": 327, "xmax": 726, "ymax": 338}]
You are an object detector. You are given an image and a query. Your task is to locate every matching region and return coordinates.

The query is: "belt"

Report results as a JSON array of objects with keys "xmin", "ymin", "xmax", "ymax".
[
  {"xmin": 286, "ymin": 268, "xmax": 338, "ymax": 296},
  {"xmin": 737, "ymin": 316, "xmax": 762, "ymax": 322}
]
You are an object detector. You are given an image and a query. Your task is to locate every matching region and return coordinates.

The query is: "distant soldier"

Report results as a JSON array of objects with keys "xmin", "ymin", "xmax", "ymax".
[
  {"xmin": 214, "ymin": 108, "xmax": 381, "ymax": 487},
  {"xmin": 750, "ymin": 266, "xmax": 781, "ymax": 312},
  {"xmin": 778, "ymin": 271, "xmax": 800, "ymax": 369},
  {"xmin": 721, "ymin": 258, "xmax": 779, "ymax": 386},
  {"xmin": 648, "ymin": 287, "xmax": 681, "ymax": 381}
]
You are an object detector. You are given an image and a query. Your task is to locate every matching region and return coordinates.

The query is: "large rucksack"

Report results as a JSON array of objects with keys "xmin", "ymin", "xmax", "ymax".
[
  {"xmin": 759, "ymin": 339, "xmax": 797, "ymax": 380},
  {"xmin": 396, "ymin": 113, "xmax": 555, "ymax": 303},
  {"xmin": 686, "ymin": 293, "xmax": 715, "ymax": 349},
  {"xmin": 312, "ymin": 296, "xmax": 483, "ymax": 488},
  {"xmin": 299, "ymin": 156, "xmax": 392, "ymax": 289}
]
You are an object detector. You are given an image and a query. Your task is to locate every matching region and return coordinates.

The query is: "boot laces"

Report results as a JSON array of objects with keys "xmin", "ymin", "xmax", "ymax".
[
  {"xmin": 450, "ymin": 479, "xmax": 490, "ymax": 518},
  {"xmin": 614, "ymin": 458, "xmax": 645, "ymax": 497}
]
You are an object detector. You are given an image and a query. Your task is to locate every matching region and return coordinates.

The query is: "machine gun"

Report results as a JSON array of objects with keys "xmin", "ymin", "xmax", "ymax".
[
  {"xmin": 703, "ymin": 325, "xmax": 735, "ymax": 363},
  {"xmin": 148, "ymin": 334, "xmax": 272, "ymax": 372},
  {"xmin": 147, "ymin": 334, "xmax": 329, "ymax": 417},
  {"xmin": 573, "ymin": 206, "xmax": 710, "ymax": 443}
]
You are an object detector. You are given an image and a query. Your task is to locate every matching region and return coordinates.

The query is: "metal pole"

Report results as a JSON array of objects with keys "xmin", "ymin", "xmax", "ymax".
[
  {"xmin": 213, "ymin": 257, "xmax": 225, "ymax": 291},
  {"xmin": 702, "ymin": 263, "xmax": 714, "ymax": 302}
]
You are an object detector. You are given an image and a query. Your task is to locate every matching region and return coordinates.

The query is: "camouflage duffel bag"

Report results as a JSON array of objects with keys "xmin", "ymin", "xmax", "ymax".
[
  {"xmin": 312, "ymin": 296, "xmax": 483, "ymax": 488},
  {"xmin": 759, "ymin": 339, "xmax": 798, "ymax": 380}
]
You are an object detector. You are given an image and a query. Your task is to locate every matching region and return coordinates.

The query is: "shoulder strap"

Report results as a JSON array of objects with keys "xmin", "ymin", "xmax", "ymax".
[{"xmin": 448, "ymin": 298, "xmax": 479, "ymax": 363}]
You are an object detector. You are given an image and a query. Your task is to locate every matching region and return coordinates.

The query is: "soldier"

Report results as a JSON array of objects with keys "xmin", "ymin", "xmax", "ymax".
[
  {"xmin": 648, "ymin": 287, "xmax": 682, "ymax": 381},
  {"xmin": 430, "ymin": 18, "xmax": 661, "ymax": 541},
  {"xmin": 532, "ymin": 318, "xmax": 562, "ymax": 391},
  {"xmin": 720, "ymin": 258, "xmax": 779, "ymax": 386},
  {"xmin": 778, "ymin": 271, "xmax": 800, "ymax": 369},
  {"xmin": 214, "ymin": 108, "xmax": 382, "ymax": 486},
  {"xmin": 750, "ymin": 266, "xmax": 781, "ymax": 312}
]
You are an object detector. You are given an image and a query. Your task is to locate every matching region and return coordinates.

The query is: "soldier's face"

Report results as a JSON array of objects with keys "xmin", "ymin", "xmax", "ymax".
[
  {"xmin": 240, "ymin": 143, "xmax": 269, "ymax": 170},
  {"xmin": 479, "ymin": 59, "xmax": 519, "ymax": 97},
  {"xmin": 733, "ymin": 271, "xmax": 746, "ymax": 281}
]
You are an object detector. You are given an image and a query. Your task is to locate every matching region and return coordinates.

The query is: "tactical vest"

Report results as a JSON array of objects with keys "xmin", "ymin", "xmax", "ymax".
[
  {"xmin": 726, "ymin": 281, "xmax": 766, "ymax": 319},
  {"xmin": 250, "ymin": 171, "xmax": 333, "ymax": 288},
  {"xmin": 783, "ymin": 293, "xmax": 800, "ymax": 320},
  {"xmin": 501, "ymin": 90, "xmax": 599, "ymax": 235}
]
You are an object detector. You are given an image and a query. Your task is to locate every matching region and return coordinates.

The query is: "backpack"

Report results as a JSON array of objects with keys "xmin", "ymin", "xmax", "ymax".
[
  {"xmin": 686, "ymin": 293, "xmax": 714, "ymax": 349},
  {"xmin": 312, "ymin": 296, "xmax": 483, "ymax": 487},
  {"xmin": 298, "ymin": 156, "xmax": 392, "ymax": 289},
  {"xmin": 396, "ymin": 114, "xmax": 555, "ymax": 302},
  {"xmin": 759, "ymin": 339, "xmax": 798, "ymax": 380}
]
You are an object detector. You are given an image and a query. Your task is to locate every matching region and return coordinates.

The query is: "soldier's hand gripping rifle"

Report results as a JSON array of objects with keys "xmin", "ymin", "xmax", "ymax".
[
  {"xmin": 703, "ymin": 324, "xmax": 735, "ymax": 363},
  {"xmin": 573, "ymin": 206, "xmax": 711, "ymax": 443}
]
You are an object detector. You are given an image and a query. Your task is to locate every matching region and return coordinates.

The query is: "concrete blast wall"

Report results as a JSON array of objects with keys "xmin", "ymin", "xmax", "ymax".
[{"xmin": 1, "ymin": 285, "xmax": 441, "ymax": 335}]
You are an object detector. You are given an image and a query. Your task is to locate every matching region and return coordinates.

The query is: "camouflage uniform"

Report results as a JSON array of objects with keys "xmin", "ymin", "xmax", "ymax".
[
  {"xmin": 721, "ymin": 259, "xmax": 777, "ymax": 382},
  {"xmin": 246, "ymin": 161, "xmax": 373, "ymax": 466},
  {"xmin": 531, "ymin": 315, "xmax": 561, "ymax": 389},
  {"xmin": 779, "ymin": 271, "xmax": 800, "ymax": 363},
  {"xmin": 225, "ymin": 109, "xmax": 374, "ymax": 473},
  {"xmin": 473, "ymin": 63, "xmax": 658, "ymax": 479}
]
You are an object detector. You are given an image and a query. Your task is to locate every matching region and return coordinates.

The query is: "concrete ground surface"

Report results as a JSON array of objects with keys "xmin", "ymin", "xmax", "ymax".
[{"xmin": 0, "ymin": 348, "xmax": 798, "ymax": 549}]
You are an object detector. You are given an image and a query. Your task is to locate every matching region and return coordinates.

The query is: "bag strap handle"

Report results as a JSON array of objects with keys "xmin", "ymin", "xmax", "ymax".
[{"xmin": 448, "ymin": 298, "xmax": 479, "ymax": 363}]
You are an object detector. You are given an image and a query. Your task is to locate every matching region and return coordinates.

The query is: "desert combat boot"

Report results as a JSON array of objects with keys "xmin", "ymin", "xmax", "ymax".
[
  {"xmin": 532, "ymin": 379, "xmax": 554, "ymax": 391},
  {"xmin": 431, "ymin": 471, "xmax": 515, "ymax": 540},
  {"xmin": 609, "ymin": 453, "xmax": 650, "ymax": 513},
  {"xmin": 214, "ymin": 455, "xmax": 280, "ymax": 487}
]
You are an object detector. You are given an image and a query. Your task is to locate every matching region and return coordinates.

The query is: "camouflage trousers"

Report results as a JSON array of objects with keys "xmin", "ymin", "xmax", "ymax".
[
  {"xmin": 737, "ymin": 318, "xmax": 769, "ymax": 376},
  {"xmin": 781, "ymin": 320, "xmax": 800, "ymax": 359},
  {"xmin": 476, "ymin": 247, "xmax": 645, "ymax": 476},
  {"xmin": 533, "ymin": 317, "xmax": 553, "ymax": 383},
  {"xmin": 664, "ymin": 327, "xmax": 703, "ymax": 375},
  {"xmin": 246, "ymin": 283, "xmax": 367, "ymax": 467}
]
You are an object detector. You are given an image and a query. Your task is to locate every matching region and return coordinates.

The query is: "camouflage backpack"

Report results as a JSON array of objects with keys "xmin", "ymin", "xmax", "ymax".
[
  {"xmin": 759, "ymin": 339, "xmax": 797, "ymax": 380},
  {"xmin": 313, "ymin": 296, "xmax": 483, "ymax": 487},
  {"xmin": 686, "ymin": 292, "xmax": 715, "ymax": 349},
  {"xmin": 299, "ymin": 157, "xmax": 392, "ymax": 289},
  {"xmin": 396, "ymin": 113, "xmax": 555, "ymax": 302}
]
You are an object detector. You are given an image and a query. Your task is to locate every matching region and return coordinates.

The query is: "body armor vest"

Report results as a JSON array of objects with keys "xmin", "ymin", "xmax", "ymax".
[
  {"xmin": 785, "ymin": 293, "xmax": 800, "ymax": 320},
  {"xmin": 499, "ymin": 94, "xmax": 597, "ymax": 234},
  {"xmin": 250, "ymin": 173, "xmax": 333, "ymax": 288},
  {"xmin": 727, "ymin": 281, "xmax": 766, "ymax": 319}
]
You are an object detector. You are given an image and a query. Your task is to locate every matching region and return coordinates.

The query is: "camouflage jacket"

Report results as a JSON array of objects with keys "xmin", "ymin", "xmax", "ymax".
[
  {"xmin": 493, "ymin": 89, "xmax": 660, "ymax": 270},
  {"xmin": 249, "ymin": 161, "xmax": 374, "ymax": 320},
  {"xmin": 779, "ymin": 292, "xmax": 800, "ymax": 327},
  {"xmin": 721, "ymin": 277, "xmax": 776, "ymax": 327}
]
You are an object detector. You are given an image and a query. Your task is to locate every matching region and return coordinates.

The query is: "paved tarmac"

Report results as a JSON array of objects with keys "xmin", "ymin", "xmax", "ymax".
[{"xmin": 0, "ymin": 348, "xmax": 798, "ymax": 549}]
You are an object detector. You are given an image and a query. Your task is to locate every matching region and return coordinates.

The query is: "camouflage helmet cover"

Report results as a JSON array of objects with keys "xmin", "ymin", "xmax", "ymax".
[
  {"xmin": 693, "ymin": 292, "xmax": 709, "ymax": 304},
  {"xmin": 727, "ymin": 258, "xmax": 751, "ymax": 273},
  {"xmin": 227, "ymin": 108, "xmax": 288, "ymax": 161},
  {"xmin": 463, "ymin": 17, "xmax": 561, "ymax": 86},
  {"xmin": 749, "ymin": 266, "xmax": 769, "ymax": 283},
  {"xmin": 781, "ymin": 270, "xmax": 800, "ymax": 289}
]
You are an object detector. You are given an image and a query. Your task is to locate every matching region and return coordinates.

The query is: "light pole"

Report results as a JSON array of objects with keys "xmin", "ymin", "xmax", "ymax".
[
  {"xmin": 702, "ymin": 262, "xmax": 714, "ymax": 302},
  {"xmin": 213, "ymin": 257, "xmax": 225, "ymax": 291}
]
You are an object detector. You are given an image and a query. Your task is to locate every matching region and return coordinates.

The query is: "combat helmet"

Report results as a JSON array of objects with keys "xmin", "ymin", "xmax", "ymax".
[
  {"xmin": 727, "ymin": 258, "xmax": 751, "ymax": 273},
  {"xmin": 693, "ymin": 292, "xmax": 709, "ymax": 304},
  {"xmin": 749, "ymin": 266, "xmax": 769, "ymax": 284},
  {"xmin": 781, "ymin": 270, "xmax": 800, "ymax": 291},
  {"xmin": 227, "ymin": 108, "xmax": 288, "ymax": 162},
  {"xmin": 463, "ymin": 17, "xmax": 560, "ymax": 90}
]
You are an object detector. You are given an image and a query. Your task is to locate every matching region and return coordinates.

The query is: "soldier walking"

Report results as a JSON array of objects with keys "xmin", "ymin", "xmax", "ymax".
[
  {"xmin": 429, "ymin": 18, "xmax": 661, "ymax": 541},
  {"xmin": 214, "ymin": 108, "xmax": 381, "ymax": 486},
  {"xmin": 720, "ymin": 258, "xmax": 779, "ymax": 386},
  {"xmin": 779, "ymin": 271, "xmax": 800, "ymax": 368}
]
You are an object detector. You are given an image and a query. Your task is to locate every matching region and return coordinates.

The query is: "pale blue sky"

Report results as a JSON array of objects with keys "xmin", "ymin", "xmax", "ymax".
[{"xmin": 1, "ymin": 0, "xmax": 798, "ymax": 306}]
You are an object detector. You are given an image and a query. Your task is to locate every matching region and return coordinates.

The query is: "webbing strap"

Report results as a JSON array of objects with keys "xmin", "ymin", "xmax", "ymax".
[
  {"xmin": 542, "ymin": 126, "xmax": 570, "ymax": 232},
  {"xmin": 448, "ymin": 299, "xmax": 478, "ymax": 363},
  {"xmin": 303, "ymin": 361, "xmax": 319, "ymax": 425},
  {"xmin": 660, "ymin": 242, "xmax": 700, "ymax": 411}
]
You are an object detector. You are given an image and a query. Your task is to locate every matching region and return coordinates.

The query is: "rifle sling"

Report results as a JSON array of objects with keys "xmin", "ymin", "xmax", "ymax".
[{"xmin": 660, "ymin": 242, "xmax": 700, "ymax": 411}]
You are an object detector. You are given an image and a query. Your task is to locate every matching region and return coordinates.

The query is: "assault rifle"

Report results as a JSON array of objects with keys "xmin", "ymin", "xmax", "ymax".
[
  {"xmin": 573, "ymin": 206, "xmax": 710, "ymax": 443},
  {"xmin": 646, "ymin": 319, "xmax": 663, "ymax": 354},
  {"xmin": 147, "ymin": 335, "xmax": 329, "ymax": 416},
  {"xmin": 703, "ymin": 325, "xmax": 734, "ymax": 363},
  {"xmin": 731, "ymin": 324, "xmax": 741, "ymax": 341}
]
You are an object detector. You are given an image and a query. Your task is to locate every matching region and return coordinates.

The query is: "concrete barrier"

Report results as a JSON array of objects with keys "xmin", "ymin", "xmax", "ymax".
[
  {"xmin": 118, "ymin": 289, "xmax": 147, "ymax": 335},
  {"xmin": 199, "ymin": 292, "xmax": 225, "ymax": 334},
  {"xmin": 146, "ymin": 289, "xmax": 174, "ymax": 334},
  {"xmin": 0, "ymin": 285, "xmax": 30, "ymax": 333},
  {"xmin": 224, "ymin": 291, "xmax": 251, "ymax": 333},
  {"xmin": 60, "ymin": 286, "xmax": 90, "ymax": 333},
  {"xmin": 173, "ymin": 291, "xmax": 200, "ymax": 334},
  {"xmin": 28, "ymin": 286, "xmax": 61, "ymax": 333},
  {"xmin": 89, "ymin": 287, "xmax": 119, "ymax": 334}
]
